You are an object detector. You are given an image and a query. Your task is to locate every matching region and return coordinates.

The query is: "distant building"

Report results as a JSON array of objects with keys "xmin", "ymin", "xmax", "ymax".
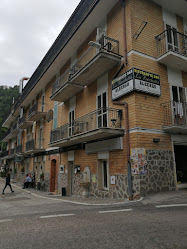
[{"xmin": 0, "ymin": 0, "xmax": 187, "ymax": 199}]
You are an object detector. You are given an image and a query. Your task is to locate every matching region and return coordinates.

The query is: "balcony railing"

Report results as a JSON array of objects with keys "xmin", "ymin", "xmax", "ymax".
[
  {"xmin": 26, "ymin": 138, "xmax": 44, "ymax": 152},
  {"xmin": 51, "ymin": 36, "xmax": 120, "ymax": 98},
  {"xmin": 69, "ymin": 36, "xmax": 119, "ymax": 80},
  {"xmin": 0, "ymin": 150, "xmax": 9, "ymax": 158},
  {"xmin": 161, "ymin": 101, "xmax": 187, "ymax": 128},
  {"xmin": 27, "ymin": 102, "xmax": 46, "ymax": 121},
  {"xmin": 52, "ymin": 70, "xmax": 70, "ymax": 95},
  {"xmin": 19, "ymin": 116, "xmax": 25, "ymax": 126},
  {"xmin": 28, "ymin": 103, "xmax": 38, "ymax": 117},
  {"xmin": 50, "ymin": 107, "xmax": 123, "ymax": 144},
  {"xmin": 155, "ymin": 29, "xmax": 187, "ymax": 58},
  {"xmin": 10, "ymin": 148, "xmax": 15, "ymax": 156},
  {"xmin": 16, "ymin": 145, "xmax": 23, "ymax": 154}
]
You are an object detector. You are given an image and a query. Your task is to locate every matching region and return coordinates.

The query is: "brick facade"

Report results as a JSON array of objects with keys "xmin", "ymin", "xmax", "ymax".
[{"xmin": 2, "ymin": 0, "xmax": 187, "ymax": 199}]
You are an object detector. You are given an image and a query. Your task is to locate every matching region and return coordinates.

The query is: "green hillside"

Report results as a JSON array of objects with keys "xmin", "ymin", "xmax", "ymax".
[{"xmin": 0, "ymin": 86, "xmax": 19, "ymax": 145}]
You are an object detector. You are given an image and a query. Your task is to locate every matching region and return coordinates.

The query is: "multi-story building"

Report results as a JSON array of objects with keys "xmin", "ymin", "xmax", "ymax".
[{"xmin": 1, "ymin": 0, "xmax": 187, "ymax": 199}]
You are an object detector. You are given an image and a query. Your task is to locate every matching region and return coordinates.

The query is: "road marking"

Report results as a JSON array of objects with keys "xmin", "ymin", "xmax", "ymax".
[
  {"xmin": 40, "ymin": 214, "xmax": 75, "ymax": 219},
  {"xmin": 156, "ymin": 204, "xmax": 187, "ymax": 208},
  {"xmin": 0, "ymin": 219, "xmax": 13, "ymax": 223},
  {"xmin": 99, "ymin": 209, "xmax": 132, "ymax": 214}
]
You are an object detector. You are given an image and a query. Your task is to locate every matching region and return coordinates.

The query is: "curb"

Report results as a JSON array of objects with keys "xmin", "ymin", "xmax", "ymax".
[{"xmin": 0, "ymin": 178, "xmax": 143, "ymax": 206}]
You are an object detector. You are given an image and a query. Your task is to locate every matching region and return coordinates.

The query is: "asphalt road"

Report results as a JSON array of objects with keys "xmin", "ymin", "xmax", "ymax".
[{"xmin": 0, "ymin": 183, "xmax": 187, "ymax": 249}]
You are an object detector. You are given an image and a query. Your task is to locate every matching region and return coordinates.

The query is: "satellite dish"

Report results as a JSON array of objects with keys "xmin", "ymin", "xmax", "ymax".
[{"xmin": 46, "ymin": 109, "xmax": 53, "ymax": 122}]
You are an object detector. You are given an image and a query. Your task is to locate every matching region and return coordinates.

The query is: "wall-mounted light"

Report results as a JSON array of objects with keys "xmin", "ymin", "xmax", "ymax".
[
  {"xmin": 153, "ymin": 138, "xmax": 160, "ymax": 143},
  {"xmin": 88, "ymin": 41, "xmax": 101, "ymax": 49}
]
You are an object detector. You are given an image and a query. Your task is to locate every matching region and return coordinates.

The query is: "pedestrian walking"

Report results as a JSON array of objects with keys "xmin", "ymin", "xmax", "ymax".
[{"xmin": 2, "ymin": 173, "xmax": 14, "ymax": 194}]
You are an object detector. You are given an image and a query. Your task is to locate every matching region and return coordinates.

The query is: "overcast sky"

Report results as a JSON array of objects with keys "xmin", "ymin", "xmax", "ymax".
[{"xmin": 0, "ymin": 0, "xmax": 80, "ymax": 87}]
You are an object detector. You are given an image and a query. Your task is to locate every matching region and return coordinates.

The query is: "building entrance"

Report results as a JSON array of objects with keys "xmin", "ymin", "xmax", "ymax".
[
  {"xmin": 174, "ymin": 145, "xmax": 187, "ymax": 183},
  {"xmin": 50, "ymin": 159, "xmax": 57, "ymax": 192}
]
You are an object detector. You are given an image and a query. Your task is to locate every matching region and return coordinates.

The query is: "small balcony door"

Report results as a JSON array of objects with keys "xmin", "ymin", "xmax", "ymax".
[
  {"xmin": 97, "ymin": 92, "xmax": 108, "ymax": 128},
  {"xmin": 69, "ymin": 110, "xmax": 75, "ymax": 137},
  {"xmin": 172, "ymin": 86, "xmax": 187, "ymax": 125},
  {"xmin": 166, "ymin": 24, "xmax": 179, "ymax": 52}
]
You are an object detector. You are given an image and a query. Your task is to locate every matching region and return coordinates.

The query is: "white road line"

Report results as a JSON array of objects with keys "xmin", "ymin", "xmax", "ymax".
[
  {"xmin": 99, "ymin": 209, "xmax": 132, "ymax": 214},
  {"xmin": 0, "ymin": 219, "xmax": 13, "ymax": 223},
  {"xmin": 40, "ymin": 214, "xmax": 75, "ymax": 219},
  {"xmin": 156, "ymin": 204, "xmax": 187, "ymax": 208}
]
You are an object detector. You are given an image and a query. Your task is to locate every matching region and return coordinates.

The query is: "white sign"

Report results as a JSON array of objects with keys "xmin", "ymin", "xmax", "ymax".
[
  {"xmin": 110, "ymin": 175, "xmax": 116, "ymax": 185},
  {"xmin": 112, "ymin": 68, "xmax": 161, "ymax": 100}
]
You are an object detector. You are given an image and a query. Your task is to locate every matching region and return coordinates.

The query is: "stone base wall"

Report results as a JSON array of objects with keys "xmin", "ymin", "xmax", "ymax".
[
  {"xmin": 56, "ymin": 149, "xmax": 176, "ymax": 199},
  {"xmin": 44, "ymin": 172, "xmax": 50, "ymax": 192},
  {"xmin": 57, "ymin": 173, "xmax": 68, "ymax": 194},
  {"xmin": 140, "ymin": 149, "xmax": 176, "ymax": 196}
]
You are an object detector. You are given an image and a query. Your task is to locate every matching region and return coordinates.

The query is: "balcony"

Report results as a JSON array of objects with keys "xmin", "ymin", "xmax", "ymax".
[
  {"xmin": 161, "ymin": 101, "xmax": 187, "ymax": 134},
  {"xmin": 25, "ymin": 138, "xmax": 45, "ymax": 154},
  {"xmin": 1, "ymin": 123, "xmax": 19, "ymax": 142},
  {"xmin": 155, "ymin": 29, "xmax": 187, "ymax": 72},
  {"xmin": 50, "ymin": 36, "xmax": 122, "ymax": 102},
  {"xmin": 18, "ymin": 116, "xmax": 33, "ymax": 129},
  {"xmin": 0, "ymin": 150, "xmax": 9, "ymax": 158},
  {"xmin": 27, "ymin": 102, "xmax": 47, "ymax": 122},
  {"xmin": 16, "ymin": 145, "xmax": 24, "ymax": 155},
  {"xmin": 49, "ymin": 107, "xmax": 124, "ymax": 147}
]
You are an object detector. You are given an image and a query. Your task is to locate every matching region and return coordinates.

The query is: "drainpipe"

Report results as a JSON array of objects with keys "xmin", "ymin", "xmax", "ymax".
[
  {"xmin": 121, "ymin": 0, "xmax": 127, "ymax": 66},
  {"xmin": 113, "ymin": 101, "xmax": 133, "ymax": 200}
]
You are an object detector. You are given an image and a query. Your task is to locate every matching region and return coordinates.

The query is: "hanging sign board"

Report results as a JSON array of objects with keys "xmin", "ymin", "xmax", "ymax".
[{"xmin": 112, "ymin": 68, "xmax": 161, "ymax": 100}]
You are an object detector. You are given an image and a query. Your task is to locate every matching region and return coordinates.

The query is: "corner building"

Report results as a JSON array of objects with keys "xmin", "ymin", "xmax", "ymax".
[{"xmin": 1, "ymin": 0, "xmax": 187, "ymax": 199}]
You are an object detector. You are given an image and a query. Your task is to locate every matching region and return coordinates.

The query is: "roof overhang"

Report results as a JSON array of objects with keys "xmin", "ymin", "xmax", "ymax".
[{"xmin": 15, "ymin": 0, "xmax": 119, "ymax": 111}]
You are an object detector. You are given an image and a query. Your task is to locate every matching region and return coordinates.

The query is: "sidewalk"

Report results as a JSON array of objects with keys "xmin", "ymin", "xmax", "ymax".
[{"xmin": 0, "ymin": 177, "xmax": 187, "ymax": 206}]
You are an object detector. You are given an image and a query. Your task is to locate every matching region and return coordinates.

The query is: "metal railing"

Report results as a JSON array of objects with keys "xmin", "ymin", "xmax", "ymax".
[
  {"xmin": 0, "ymin": 150, "xmax": 9, "ymax": 157},
  {"xmin": 28, "ymin": 102, "xmax": 46, "ymax": 119},
  {"xmin": 16, "ymin": 145, "xmax": 23, "ymax": 154},
  {"xmin": 69, "ymin": 35, "xmax": 119, "ymax": 80},
  {"xmin": 10, "ymin": 148, "xmax": 15, "ymax": 156},
  {"xmin": 12, "ymin": 122, "xmax": 18, "ymax": 131},
  {"xmin": 52, "ymin": 70, "xmax": 70, "ymax": 95},
  {"xmin": 50, "ymin": 107, "xmax": 123, "ymax": 144},
  {"xmin": 51, "ymin": 36, "xmax": 120, "ymax": 96},
  {"xmin": 26, "ymin": 138, "xmax": 44, "ymax": 151},
  {"xmin": 26, "ymin": 139, "xmax": 35, "ymax": 151},
  {"xmin": 1, "ymin": 122, "xmax": 18, "ymax": 141},
  {"xmin": 155, "ymin": 29, "xmax": 187, "ymax": 58},
  {"xmin": 28, "ymin": 103, "xmax": 38, "ymax": 118},
  {"xmin": 1, "ymin": 128, "xmax": 10, "ymax": 140},
  {"xmin": 18, "ymin": 116, "xmax": 25, "ymax": 127},
  {"xmin": 161, "ymin": 101, "xmax": 187, "ymax": 126}
]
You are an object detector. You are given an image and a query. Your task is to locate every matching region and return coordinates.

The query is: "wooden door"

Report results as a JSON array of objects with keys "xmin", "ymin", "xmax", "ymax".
[{"xmin": 50, "ymin": 159, "xmax": 56, "ymax": 192}]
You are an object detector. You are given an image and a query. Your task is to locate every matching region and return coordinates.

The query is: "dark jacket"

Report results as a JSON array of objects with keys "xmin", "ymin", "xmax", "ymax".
[{"xmin": 6, "ymin": 175, "xmax": 11, "ymax": 184}]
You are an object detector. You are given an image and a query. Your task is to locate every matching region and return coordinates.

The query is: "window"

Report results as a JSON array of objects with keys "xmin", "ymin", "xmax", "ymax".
[
  {"xmin": 172, "ymin": 86, "xmax": 186, "ymax": 103},
  {"xmin": 53, "ymin": 102, "xmax": 58, "ymax": 129},
  {"xmin": 69, "ymin": 110, "xmax": 75, "ymax": 137},
  {"xmin": 97, "ymin": 92, "xmax": 108, "ymax": 128},
  {"xmin": 166, "ymin": 24, "xmax": 179, "ymax": 52}
]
